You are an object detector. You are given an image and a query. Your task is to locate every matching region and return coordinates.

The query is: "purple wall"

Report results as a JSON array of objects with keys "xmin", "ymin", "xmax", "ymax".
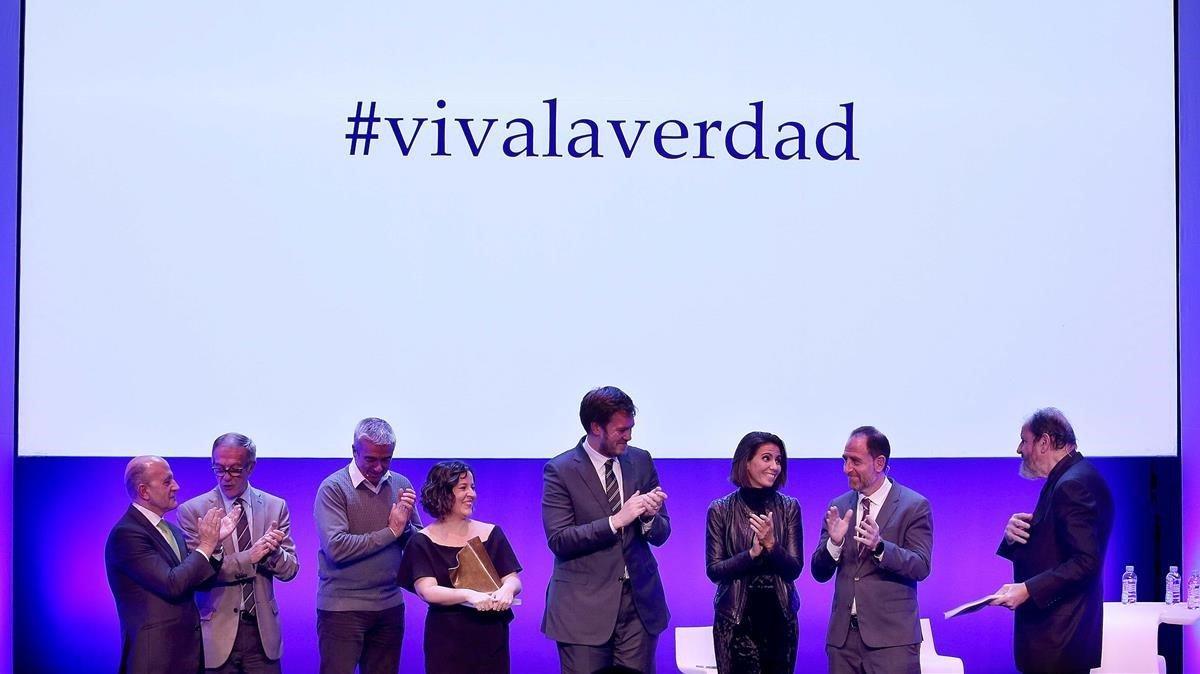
[
  {"xmin": 13, "ymin": 454, "xmax": 1178, "ymax": 673},
  {"xmin": 1, "ymin": 1, "xmax": 19, "ymax": 671},
  {"xmin": 1180, "ymin": 0, "xmax": 1199, "ymax": 668}
]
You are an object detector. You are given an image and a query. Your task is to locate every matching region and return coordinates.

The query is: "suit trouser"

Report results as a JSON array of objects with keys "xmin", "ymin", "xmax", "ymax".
[
  {"xmin": 206, "ymin": 617, "xmax": 282, "ymax": 674},
  {"xmin": 826, "ymin": 618, "xmax": 919, "ymax": 674},
  {"xmin": 557, "ymin": 581, "xmax": 658, "ymax": 674},
  {"xmin": 317, "ymin": 605, "xmax": 404, "ymax": 674}
]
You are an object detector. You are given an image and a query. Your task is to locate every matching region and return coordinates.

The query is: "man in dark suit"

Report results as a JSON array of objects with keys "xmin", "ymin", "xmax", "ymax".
[
  {"xmin": 993, "ymin": 407, "xmax": 1114, "ymax": 674},
  {"xmin": 105, "ymin": 455, "xmax": 237, "ymax": 674},
  {"xmin": 542, "ymin": 386, "xmax": 671, "ymax": 673},
  {"xmin": 811, "ymin": 426, "xmax": 933, "ymax": 674}
]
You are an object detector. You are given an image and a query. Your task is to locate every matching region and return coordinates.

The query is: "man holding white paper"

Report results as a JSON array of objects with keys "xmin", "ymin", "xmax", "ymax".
[{"xmin": 993, "ymin": 408, "xmax": 1113, "ymax": 674}]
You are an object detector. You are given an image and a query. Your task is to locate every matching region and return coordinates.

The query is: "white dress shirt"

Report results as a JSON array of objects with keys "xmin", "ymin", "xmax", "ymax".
[{"xmin": 581, "ymin": 438, "xmax": 656, "ymax": 536}]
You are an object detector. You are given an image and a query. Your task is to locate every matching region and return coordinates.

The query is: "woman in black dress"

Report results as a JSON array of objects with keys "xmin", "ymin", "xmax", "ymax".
[
  {"xmin": 705, "ymin": 431, "xmax": 804, "ymax": 674},
  {"xmin": 398, "ymin": 461, "xmax": 522, "ymax": 674}
]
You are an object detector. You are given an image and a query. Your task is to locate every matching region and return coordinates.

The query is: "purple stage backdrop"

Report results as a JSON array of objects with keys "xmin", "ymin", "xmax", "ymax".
[
  {"xmin": 5, "ymin": 4, "xmax": 1200, "ymax": 674},
  {"xmin": 12, "ymin": 454, "xmax": 1180, "ymax": 673}
]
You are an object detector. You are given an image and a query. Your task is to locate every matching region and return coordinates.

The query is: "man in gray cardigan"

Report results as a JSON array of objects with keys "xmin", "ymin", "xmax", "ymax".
[{"xmin": 314, "ymin": 418, "xmax": 421, "ymax": 674}]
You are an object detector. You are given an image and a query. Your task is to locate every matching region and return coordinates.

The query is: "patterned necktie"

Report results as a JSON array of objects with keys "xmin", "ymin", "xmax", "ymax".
[
  {"xmin": 858, "ymin": 497, "xmax": 872, "ymax": 557},
  {"xmin": 604, "ymin": 459, "xmax": 621, "ymax": 516},
  {"xmin": 235, "ymin": 498, "xmax": 256, "ymax": 615},
  {"xmin": 156, "ymin": 519, "xmax": 181, "ymax": 562}
]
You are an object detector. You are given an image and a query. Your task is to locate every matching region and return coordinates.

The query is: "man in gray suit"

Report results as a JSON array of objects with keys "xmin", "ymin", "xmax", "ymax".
[
  {"xmin": 811, "ymin": 426, "xmax": 934, "ymax": 674},
  {"xmin": 179, "ymin": 433, "xmax": 299, "ymax": 674},
  {"xmin": 542, "ymin": 386, "xmax": 671, "ymax": 674}
]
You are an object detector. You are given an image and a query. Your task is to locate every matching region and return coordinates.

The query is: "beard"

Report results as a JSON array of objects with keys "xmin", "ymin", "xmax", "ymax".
[{"xmin": 1018, "ymin": 456, "xmax": 1039, "ymax": 480}]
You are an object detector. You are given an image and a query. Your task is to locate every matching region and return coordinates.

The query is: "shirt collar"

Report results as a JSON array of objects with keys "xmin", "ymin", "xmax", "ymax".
[
  {"xmin": 348, "ymin": 460, "xmax": 390, "ymax": 493},
  {"xmin": 220, "ymin": 484, "xmax": 254, "ymax": 512},
  {"xmin": 132, "ymin": 502, "xmax": 164, "ymax": 527},
  {"xmin": 581, "ymin": 437, "xmax": 615, "ymax": 470},
  {"xmin": 860, "ymin": 476, "xmax": 893, "ymax": 509}
]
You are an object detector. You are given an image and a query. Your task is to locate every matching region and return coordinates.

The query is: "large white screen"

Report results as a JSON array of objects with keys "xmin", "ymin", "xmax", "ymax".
[{"xmin": 18, "ymin": 3, "xmax": 1176, "ymax": 458}]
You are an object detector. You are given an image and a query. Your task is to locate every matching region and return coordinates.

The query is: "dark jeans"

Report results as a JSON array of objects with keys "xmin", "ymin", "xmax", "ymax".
[
  {"xmin": 206, "ymin": 618, "xmax": 282, "ymax": 674},
  {"xmin": 317, "ymin": 605, "xmax": 405, "ymax": 674}
]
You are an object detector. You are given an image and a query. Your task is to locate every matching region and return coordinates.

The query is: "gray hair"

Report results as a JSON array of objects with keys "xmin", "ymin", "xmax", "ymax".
[
  {"xmin": 354, "ymin": 417, "xmax": 396, "ymax": 447},
  {"xmin": 212, "ymin": 432, "xmax": 257, "ymax": 462},
  {"xmin": 124, "ymin": 455, "xmax": 166, "ymax": 500}
]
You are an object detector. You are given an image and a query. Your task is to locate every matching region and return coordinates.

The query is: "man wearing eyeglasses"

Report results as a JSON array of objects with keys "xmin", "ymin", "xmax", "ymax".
[{"xmin": 179, "ymin": 433, "xmax": 299, "ymax": 674}]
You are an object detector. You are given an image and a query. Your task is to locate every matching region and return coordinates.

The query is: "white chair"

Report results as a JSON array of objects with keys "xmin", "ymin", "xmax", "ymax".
[
  {"xmin": 1091, "ymin": 602, "xmax": 1171, "ymax": 674},
  {"xmin": 919, "ymin": 618, "xmax": 965, "ymax": 674},
  {"xmin": 675, "ymin": 626, "xmax": 718, "ymax": 673}
]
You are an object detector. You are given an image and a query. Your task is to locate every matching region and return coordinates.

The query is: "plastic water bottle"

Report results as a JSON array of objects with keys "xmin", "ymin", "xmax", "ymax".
[
  {"xmin": 1166, "ymin": 566, "xmax": 1181, "ymax": 605},
  {"xmin": 1121, "ymin": 565, "xmax": 1137, "ymax": 604},
  {"xmin": 1188, "ymin": 571, "xmax": 1200, "ymax": 609}
]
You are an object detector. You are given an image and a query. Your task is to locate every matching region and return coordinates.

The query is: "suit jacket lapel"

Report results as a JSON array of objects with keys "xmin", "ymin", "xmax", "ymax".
[
  {"xmin": 617, "ymin": 453, "xmax": 636, "ymax": 501},
  {"xmin": 572, "ymin": 443, "xmax": 612, "ymax": 513},
  {"xmin": 251, "ymin": 486, "xmax": 268, "ymax": 540},
  {"xmin": 872, "ymin": 479, "xmax": 902, "ymax": 532},
  {"xmin": 128, "ymin": 505, "xmax": 181, "ymax": 565}
]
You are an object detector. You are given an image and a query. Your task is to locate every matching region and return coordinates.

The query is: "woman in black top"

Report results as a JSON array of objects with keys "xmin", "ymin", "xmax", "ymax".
[
  {"xmin": 705, "ymin": 432, "xmax": 804, "ymax": 674},
  {"xmin": 398, "ymin": 461, "xmax": 522, "ymax": 674}
]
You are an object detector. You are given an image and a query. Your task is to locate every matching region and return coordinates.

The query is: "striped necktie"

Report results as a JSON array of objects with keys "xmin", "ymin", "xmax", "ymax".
[
  {"xmin": 604, "ymin": 459, "xmax": 621, "ymax": 516},
  {"xmin": 156, "ymin": 519, "xmax": 181, "ymax": 562},
  {"xmin": 858, "ymin": 497, "xmax": 872, "ymax": 557},
  {"xmin": 235, "ymin": 498, "xmax": 256, "ymax": 615}
]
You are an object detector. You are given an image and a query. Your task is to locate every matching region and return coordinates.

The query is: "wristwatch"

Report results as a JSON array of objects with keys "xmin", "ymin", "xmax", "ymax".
[{"xmin": 873, "ymin": 541, "xmax": 885, "ymax": 557}]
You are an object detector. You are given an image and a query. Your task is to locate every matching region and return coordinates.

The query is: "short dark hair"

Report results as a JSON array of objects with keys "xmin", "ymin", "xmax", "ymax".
[
  {"xmin": 420, "ymin": 460, "xmax": 472, "ymax": 519},
  {"xmin": 579, "ymin": 386, "xmax": 637, "ymax": 433},
  {"xmin": 850, "ymin": 426, "xmax": 891, "ymax": 468},
  {"xmin": 729, "ymin": 431, "xmax": 788, "ymax": 489},
  {"xmin": 1025, "ymin": 407, "xmax": 1077, "ymax": 450}
]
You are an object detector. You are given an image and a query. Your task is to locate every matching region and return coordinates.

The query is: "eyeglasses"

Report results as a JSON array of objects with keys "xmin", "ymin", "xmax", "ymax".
[{"xmin": 211, "ymin": 465, "xmax": 246, "ymax": 477}]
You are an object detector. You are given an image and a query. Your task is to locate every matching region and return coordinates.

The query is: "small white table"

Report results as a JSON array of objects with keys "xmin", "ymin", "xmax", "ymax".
[{"xmin": 1093, "ymin": 602, "xmax": 1200, "ymax": 674}]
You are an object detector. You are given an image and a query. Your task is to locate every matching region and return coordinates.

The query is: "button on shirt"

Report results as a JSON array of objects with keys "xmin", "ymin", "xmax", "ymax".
[{"xmin": 826, "ymin": 477, "xmax": 893, "ymax": 615}]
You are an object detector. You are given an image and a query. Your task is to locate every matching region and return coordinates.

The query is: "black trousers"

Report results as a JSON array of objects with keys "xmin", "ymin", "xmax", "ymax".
[
  {"xmin": 714, "ymin": 589, "xmax": 797, "ymax": 674},
  {"xmin": 316, "ymin": 605, "xmax": 405, "ymax": 674}
]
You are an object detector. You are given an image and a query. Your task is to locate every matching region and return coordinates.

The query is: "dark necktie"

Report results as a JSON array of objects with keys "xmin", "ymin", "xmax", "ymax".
[
  {"xmin": 604, "ymin": 459, "xmax": 621, "ymax": 516},
  {"xmin": 858, "ymin": 497, "xmax": 872, "ymax": 557},
  {"xmin": 235, "ymin": 498, "xmax": 256, "ymax": 615}
]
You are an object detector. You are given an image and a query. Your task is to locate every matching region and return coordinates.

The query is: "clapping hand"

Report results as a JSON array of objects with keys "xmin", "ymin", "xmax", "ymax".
[
  {"xmin": 640, "ymin": 487, "xmax": 668, "ymax": 520},
  {"xmin": 612, "ymin": 490, "xmax": 648, "ymax": 529},
  {"xmin": 824, "ymin": 506, "xmax": 853, "ymax": 546},
  {"xmin": 749, "ymin": 512, "xmax": 776, "ymax": 553},
  {"xmin": 249, "ymin": 520, "xmax": 287, "ymax": 564},
  {"xmin": 197, "ymin": 508, "xmax": 223, "ymax": 555},
  {"xmin": 854, "ymin": 514, "xmax": 881, "ymax": 556},
  {"xmin": 389, "ymin": 489, "xmax": 417, "ymax": 537},
  {"xmin": 218, "ymin": 504, "xmax": 243, "ymax": 542}
]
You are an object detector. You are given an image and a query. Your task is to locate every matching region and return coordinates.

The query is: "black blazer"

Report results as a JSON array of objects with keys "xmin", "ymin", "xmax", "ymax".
[
  {"xmin": 105, "ymin": 505, "xmax": 221, "ymax": 674},
  {"xmin": 705, "ymin": 489, "xmax": 803, "ymax": 623},
  {"xmin": 540, "ymin": 441, "xmax": 671, "ymax": 645},
  {"xmin": 997, "ymin": 452, "xmax": 1113, "ymax": 673}
]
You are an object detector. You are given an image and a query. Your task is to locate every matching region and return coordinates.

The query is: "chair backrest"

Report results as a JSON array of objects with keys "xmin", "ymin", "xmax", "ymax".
[
  {"xmin": 675, "ymin": 625, "xmax": 717, "ymax": 670},
  {"xmin": 920, "ymin": 618, "xmax": 936, "ymax": 656}
]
